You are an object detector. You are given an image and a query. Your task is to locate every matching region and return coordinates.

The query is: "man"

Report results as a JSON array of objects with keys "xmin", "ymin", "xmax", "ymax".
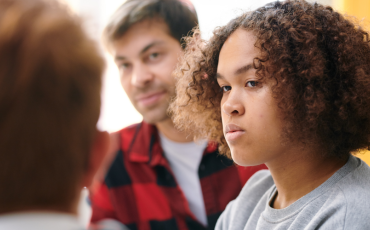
[
  {"xmin": 0, "ymin": 0, "xmax": 109, "ymax": 229},
  {"xmin": 90, "ymin": 1, "xmax": 266, "ymax": 229}
]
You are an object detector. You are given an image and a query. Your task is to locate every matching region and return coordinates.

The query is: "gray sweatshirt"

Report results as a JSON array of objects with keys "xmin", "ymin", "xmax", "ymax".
[{"xmin": 215, "ymin": 155, "xmax": 370, "ymax": 230}]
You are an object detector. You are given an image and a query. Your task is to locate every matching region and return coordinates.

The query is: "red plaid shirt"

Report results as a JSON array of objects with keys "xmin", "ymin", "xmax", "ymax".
[{"xmin": 90, "ymin": 122, "xmax": 266, "ymax": 230}]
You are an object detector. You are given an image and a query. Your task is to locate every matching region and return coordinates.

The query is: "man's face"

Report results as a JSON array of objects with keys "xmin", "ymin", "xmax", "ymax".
[
  {"xmin": 112, "ymin": 20, "xmax": 182, "ymax": 124},
  {"xmin": 217, "ymin": 29, "xmax": 287, "ymax": 167}
]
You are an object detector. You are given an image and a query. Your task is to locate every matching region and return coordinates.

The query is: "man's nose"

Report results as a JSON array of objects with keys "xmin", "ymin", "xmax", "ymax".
[
  {"xmin": 222, "ymin": 90, "xmax": 245, "ymax": 116},
  {"xmin": 131, "ymin": 64, "xmax": 154, "ymax": 88}
]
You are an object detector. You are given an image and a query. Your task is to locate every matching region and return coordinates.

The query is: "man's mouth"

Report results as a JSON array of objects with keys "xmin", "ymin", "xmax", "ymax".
[{"xmin": 136, "ymin": 91, "xmax": 166, "ymax": 107}]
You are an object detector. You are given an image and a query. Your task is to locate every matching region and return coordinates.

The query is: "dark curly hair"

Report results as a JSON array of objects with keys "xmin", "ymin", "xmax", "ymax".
[{"xmin": 170, "ymin": 0, "xmax": 370, "ymax": 159}]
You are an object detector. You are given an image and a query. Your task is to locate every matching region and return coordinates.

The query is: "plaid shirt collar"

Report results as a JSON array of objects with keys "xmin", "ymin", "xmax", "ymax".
[{"xmin": 127, "ymin": 121, "xmax": 218, "ymax": 166}]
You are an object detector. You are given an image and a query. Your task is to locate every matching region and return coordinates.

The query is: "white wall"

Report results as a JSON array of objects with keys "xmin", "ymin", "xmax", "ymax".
[
  {"xmin": 196, "ymin": 0, "xmax": 332, "ymax": 40},
  {"xmin": 196, "ymin": 0, "xmax": 280, "ymax": 40}
]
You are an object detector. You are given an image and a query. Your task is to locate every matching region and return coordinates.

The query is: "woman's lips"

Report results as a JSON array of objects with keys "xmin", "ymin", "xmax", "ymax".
[
  {"xmin": 224, "ymin": 124, "xmax": 245, "ymax": 142},
  {"xmin": 137, "ymin": 91, "xmax": 166, "ymax": 107},
  {"xmin": 225, "ymin": 130, "xmax": 245, "ymax": 142}
]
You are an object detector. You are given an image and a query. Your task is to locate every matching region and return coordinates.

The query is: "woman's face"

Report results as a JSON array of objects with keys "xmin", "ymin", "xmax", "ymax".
[{"xmin": 217, "ymin": 29, "xmax": 287, "ymax": 167}]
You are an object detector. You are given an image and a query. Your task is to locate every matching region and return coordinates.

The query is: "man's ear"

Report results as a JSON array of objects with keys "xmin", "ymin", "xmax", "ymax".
[{"xmin": 82, "ymin": 130, "xmax": 110, "ymax": 188}]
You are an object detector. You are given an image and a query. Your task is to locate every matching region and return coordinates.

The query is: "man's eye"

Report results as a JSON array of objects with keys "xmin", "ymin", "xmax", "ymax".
[
  {"xmin": 120, "ymin": 63, "xmax": 131, "ymax": 70},
  {"xmin": 246, "ymin": 81, "xmax": 258, "ymax": 87},
  {"xmin": 221, "ymin": 86, "xmax": 232, "ymax": 92},
  {"xmin": 149, "ymin": 53, "xmax": 159, "ymax": 60}
]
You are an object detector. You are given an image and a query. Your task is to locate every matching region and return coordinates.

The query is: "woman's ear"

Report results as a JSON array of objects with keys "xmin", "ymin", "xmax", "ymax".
[{"xmin": 81, "ymin": 130, "xmax": 110, "ymax": 188}]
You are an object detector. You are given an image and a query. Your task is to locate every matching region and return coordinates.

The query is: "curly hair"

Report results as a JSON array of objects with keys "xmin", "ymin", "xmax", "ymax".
[{"xmin": 169, "ymin": 0, "xmax": 370, "ymax": 159}]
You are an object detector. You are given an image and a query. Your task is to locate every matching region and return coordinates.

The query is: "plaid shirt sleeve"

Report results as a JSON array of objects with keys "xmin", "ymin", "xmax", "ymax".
[
  {"xmin": 90, "ymin": 183, "xmax": 117, "ymax": 220},
  {"xmin": 90, "ymin": 122, "xmax": 267, "ymax": 230}
]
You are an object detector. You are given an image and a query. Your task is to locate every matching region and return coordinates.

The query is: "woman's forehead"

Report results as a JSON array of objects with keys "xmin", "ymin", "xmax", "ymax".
[{"xmin": 217, "ymin": 29, "xmax": 259, "ymax": 78}]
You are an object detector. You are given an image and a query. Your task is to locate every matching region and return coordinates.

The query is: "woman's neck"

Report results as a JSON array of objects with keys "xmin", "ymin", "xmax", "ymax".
[{"xmin": 267, "ymin": 146, "xmax": 348, "ymax": 209}]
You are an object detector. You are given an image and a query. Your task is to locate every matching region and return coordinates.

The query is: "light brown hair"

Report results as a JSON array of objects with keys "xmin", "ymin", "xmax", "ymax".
[
  {"xmin": 0, "ymin": 0, "xmax": 104, "ymax": 213},
  {"xmin": 103, "ymin": 0, "xmax": 198, "ymax": 49}
]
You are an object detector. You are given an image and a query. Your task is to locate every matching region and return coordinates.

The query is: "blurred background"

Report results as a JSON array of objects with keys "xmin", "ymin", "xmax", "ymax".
[{"xmin": 56, "ymin": 0, "xmax": 369, "ymax": 226}]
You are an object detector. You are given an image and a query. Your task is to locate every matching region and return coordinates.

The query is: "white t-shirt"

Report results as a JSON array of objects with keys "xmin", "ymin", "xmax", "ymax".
[{"xmin": 159, "ymin": 132, "xmax": 208, "ymax": 226}]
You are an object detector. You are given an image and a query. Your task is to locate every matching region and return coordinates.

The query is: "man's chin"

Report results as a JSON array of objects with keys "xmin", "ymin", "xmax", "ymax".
[
  {"xmin": 140, "ymin": 110, "xmax": 169, "ymax": 125},
  {"xmin": 142, "ymin": 115, "xmax": 170, "ymax": 125},
  {"xmin": 135, "ymin": 100, "xmax": 172, "ymax": 124}
]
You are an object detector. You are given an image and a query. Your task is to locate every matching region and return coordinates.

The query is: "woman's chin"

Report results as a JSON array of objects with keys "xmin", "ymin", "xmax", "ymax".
[{"xmin": 231, "ymin": 149, "xmax": 262, "ymax": 167}]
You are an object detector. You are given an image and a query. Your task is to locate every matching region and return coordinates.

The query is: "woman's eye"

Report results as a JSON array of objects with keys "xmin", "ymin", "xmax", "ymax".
[
  {"xmin": 246, "ymin": 81, "xmax": 258, "ymax": 87},
  {"xmin": 221, "ymin": 86, "xmax": 232, "ymax": 92}
]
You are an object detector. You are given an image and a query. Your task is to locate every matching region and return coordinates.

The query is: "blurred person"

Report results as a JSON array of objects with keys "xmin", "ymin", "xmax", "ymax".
[
  {"xmin": 171, "ymin": 0, "xmax": 370, "ymax": 229},
  {"xmin": 0, "ymin": 0, "xmax": 111, "ymax": 229},
  {"xmin": 89, "ymin": 0, "xmax": 266, "ymax": 229}
]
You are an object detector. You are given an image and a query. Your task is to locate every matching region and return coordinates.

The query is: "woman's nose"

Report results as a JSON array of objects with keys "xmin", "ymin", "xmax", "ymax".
[{"xmin": 222, "ymin": 92, "xmax": 245, "ymax": 116}]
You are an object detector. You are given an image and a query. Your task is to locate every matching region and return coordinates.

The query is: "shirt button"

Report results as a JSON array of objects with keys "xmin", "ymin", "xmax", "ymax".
[{"xmin": 200, "ymin": 164, "xmax": 206, "ymax": 171}]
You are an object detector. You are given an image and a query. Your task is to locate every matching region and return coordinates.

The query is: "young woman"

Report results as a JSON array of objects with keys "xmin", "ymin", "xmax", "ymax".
[{"xmin": 170, "ymin": 0, "xmax": 370, "ymax": 229}]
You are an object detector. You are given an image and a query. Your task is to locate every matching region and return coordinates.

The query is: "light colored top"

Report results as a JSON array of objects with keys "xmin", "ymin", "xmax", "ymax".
[
  {"xmin": 0, "ymin": 212, "xmax": 84, "ymax": 230},
  {"xmin": 216, "ymin": 155, "xmax": 370, "ymax": 230},
  {"xmin": 159, "ymin": 132, "xmax": 208, "ymax": 226},
  {"xmin": 94, "ymin": 218, "xmax": 129, "ymax": 230}
]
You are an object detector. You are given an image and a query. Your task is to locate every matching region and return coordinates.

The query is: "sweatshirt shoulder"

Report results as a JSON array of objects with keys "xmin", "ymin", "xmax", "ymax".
[
  {"xmin": 334, "ymin": 159, "xmax": 370, "ymax": 229},
  {"xmin": 215, "ymin": 169, "xmax": 273, "ymax": 230},
  {"xmin": 235, "ymin": 169, "xmax": 274, "ymax": 204},
  {"xmin": 337, "ymin": 158, "xmax": 370, "ymax": 201}
]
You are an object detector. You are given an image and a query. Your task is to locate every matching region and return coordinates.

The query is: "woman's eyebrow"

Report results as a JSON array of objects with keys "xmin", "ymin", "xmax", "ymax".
[
  {"xmin": 217, "ymin": 63, "xmax": 254, "ymax": 79},
  {"xmin": 216, "ymin": 73, "xmax": 224, "ymax": 79},
  {"xmin": 234, "ymin": 63, "xmax": 253, "ymax": 75}
]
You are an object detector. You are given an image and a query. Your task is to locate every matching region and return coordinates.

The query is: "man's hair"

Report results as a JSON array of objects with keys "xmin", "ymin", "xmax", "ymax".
[
  {"xmin": 170, "ymin": 0, "xmax": 370, "ymax": 159},
  {"xmin": 0, "ymin": 0, "xmax": 104, "ymax": 212},
  {"xmin": 103, "ymin": 0, "xmax": 198, "ymax": 49}
]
